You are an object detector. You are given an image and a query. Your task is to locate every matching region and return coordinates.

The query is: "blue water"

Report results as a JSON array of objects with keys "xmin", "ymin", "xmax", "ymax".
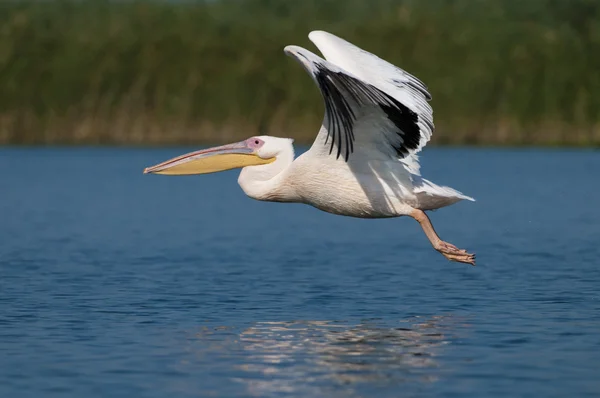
[{"xmin": 1, "ymin": 147, "xmax": 599, "ymax": 398}]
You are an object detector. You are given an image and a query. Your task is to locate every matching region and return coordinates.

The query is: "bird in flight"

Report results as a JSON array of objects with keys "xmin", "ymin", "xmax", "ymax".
[{"xmin": 144, "ymin": 30, "xmax": 475, "ymax": 265}]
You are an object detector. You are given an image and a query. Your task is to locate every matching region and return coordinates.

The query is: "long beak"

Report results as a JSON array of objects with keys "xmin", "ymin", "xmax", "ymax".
[{"xmin": 143, "ymin": 141, "xmax": 275, "ymax": 175}]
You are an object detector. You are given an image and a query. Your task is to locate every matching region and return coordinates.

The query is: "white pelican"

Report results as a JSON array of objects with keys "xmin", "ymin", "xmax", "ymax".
[{"xmin": 144, "ymin": 31, "xmax": 475, "ymax": 265}]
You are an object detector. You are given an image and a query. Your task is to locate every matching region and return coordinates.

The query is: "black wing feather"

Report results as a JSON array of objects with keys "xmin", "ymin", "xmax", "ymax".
[{"xmin": 315, "ymin": 64, "xmax": 422, "ymax": 162}]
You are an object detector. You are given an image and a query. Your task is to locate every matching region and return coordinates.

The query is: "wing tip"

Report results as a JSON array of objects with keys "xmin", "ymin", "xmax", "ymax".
[
  {"xmin": 283, "ymin": 45, "xmax": 322, "ymax": 71},
  {"xmin": 309, "ymin": 30, "xmax": 349, "ymax": 50},
  {"xmin": 308, "ymin": 30, "xmax": 329, "ymax": 41},
  {"xmin": 283, "ymin": 45, "xmax": 300, "ymax": 57}
]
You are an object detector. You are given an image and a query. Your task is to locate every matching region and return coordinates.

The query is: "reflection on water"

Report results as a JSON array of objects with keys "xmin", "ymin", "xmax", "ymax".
[{"xmin": 189, "ymin": 316, "xmax": 465, "ymax": 397}]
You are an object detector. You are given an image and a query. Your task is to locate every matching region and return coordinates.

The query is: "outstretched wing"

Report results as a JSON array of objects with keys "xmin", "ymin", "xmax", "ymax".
[{"xmin": 284, "ymin": 31, "xmax": 434, "ymax": 174}]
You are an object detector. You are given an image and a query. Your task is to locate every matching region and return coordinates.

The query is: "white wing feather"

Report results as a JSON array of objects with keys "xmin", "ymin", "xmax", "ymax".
[
  {"xmin": 285, "ymin": 45, "xmax": 427, "ymax": 165},
  {"xmin": 308, "ymin": 31, "xmax": 433, "ymax": 175}
]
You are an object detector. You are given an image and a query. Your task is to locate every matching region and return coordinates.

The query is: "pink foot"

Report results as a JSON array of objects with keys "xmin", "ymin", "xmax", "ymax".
[{"xmin": 435, "ymin": 241, "xmax": 476, "ymax": 266}]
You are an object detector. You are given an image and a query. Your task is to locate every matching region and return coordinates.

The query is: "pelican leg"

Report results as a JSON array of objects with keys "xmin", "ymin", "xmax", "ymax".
[{"xmin": 409, "ymin": 209, "xmax": 475, "ymax": 266}]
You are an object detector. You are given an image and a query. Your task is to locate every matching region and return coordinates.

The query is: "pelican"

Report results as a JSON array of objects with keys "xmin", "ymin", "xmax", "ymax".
[{"xmin": 144, "ymin": 31, "xmax": 475, "ymax": 265}]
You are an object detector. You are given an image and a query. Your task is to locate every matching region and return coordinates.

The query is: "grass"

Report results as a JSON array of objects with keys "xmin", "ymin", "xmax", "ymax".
[{"xmin": 1, "ymin": 0, "xmax": 599, "ymax": 146}]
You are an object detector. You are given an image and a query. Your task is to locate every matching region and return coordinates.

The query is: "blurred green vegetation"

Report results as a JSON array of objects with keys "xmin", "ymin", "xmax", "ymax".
[{"xmin": 1, "ymin": 0, "xmax": 599, "ymax": 145}]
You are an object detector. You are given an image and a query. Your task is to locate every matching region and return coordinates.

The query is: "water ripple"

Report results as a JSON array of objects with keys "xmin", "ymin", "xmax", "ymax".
[{"xmin": 179, "ymin": 316, "xmax": 463, "ymax": 397}]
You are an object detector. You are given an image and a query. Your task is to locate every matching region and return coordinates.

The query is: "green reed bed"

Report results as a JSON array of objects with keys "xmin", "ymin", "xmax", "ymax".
[{"xmin": 1, "ymin": 0, "xmax": 599, "ymax": 146}]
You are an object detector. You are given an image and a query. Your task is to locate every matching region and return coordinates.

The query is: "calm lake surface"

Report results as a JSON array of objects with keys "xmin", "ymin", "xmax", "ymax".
[{"xmin": 1, "ymin": 147, "xmax": 599, "ymax": 398}]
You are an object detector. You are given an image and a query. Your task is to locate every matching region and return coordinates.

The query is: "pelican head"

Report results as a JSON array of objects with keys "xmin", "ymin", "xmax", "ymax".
[{"xmin": 143, "ymin": 136, "xmax": 291, "ymax": 176}]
